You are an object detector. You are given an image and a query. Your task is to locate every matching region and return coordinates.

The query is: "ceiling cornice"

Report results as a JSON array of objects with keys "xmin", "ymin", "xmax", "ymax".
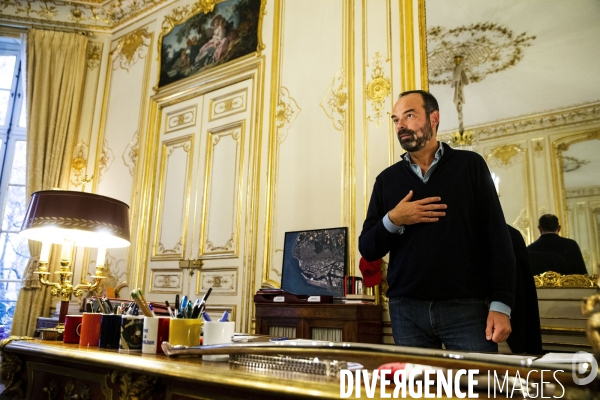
[{"xmin": 0, "ymin": 0, "xmax": 179, "ymax": 32}]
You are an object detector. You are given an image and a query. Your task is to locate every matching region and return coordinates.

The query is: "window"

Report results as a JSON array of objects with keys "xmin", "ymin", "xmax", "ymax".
[{"xmin": 0, "ymin": 35, "xmax": 28, "ymax": 339}]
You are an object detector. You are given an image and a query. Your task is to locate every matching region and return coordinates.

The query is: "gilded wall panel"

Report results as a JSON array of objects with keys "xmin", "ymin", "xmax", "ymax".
[
  {"xmin": 362, "ymin": 0, "xmax": 396, "ymax": 222},
  {"xmin": 69, "ymin": 39, "xmax": 107, "ymax": 190},
  {"xmin": 97, "ymin": 26, "xmax": 154, "ymax": 206},
  {"xmin": 485, "ymin": 143, "xmax": 534, "ymax": 243},
  {"xmin": 197, "ymin": 267, "xmax": 237, "ymax": 296},
  {"xmin": 150, "ymin": 269, "xmax": 184, "ymax": 293},
  {"xmin": 166, "ymin": 105, "xmax": 198, "ymax": 133},
  {"xmin": 529, "ymin": 137, "xmax": 551, "ymax": 227},
  {"xmin": 267, "ymin": 0, "xmax": 346, "ymax": 282},
  {"xmin": 152, "ymin": 136, "xmax": 194, "ymax": 260},
  {"xmin": 199, "ymin": 124, "xmax": 244, "ymax": 258},
  {"xmin": 209, "ymin": 89, "xmax": 248, "ymax": 122}
]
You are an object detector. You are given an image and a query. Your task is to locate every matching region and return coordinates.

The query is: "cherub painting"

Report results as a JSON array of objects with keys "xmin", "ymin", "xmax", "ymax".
[{"xmin": 159, "ymin": 0, "xmax": 262, "ymax": 88}]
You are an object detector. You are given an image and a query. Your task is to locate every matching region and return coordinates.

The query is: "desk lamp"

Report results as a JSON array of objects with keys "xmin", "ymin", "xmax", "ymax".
[{"xmin": 19, "ymin": 190, "xmax": 130, "ymax": 338}]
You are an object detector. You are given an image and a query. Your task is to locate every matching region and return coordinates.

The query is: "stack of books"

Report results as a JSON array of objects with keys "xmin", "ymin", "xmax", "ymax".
[
  {"xmin": 334, "ymin": 276, "xmax": 375, "ymax": 304},
  {"xmin": 341, "ymin": 293, "xmax": 376, "ymax": 304},
  {"xmin": 343, "ymin": 275, "xmax": 363, "ymax": 296}
]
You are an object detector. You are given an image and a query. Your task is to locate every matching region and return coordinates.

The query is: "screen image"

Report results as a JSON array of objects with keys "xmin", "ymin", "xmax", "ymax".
[{"xmin": 281, "ymin": 227, "xmax": 347, "ymax": 297}]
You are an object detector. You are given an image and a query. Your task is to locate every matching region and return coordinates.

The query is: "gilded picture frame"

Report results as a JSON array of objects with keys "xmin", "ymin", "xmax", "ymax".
[{"xmin": 156, "ymin": 0, "xmax": 265, "ymax": 89}]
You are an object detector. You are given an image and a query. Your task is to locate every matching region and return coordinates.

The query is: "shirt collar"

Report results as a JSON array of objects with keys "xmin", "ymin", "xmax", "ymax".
[{"xmin": 402, "ymin": 141, "xmax": 444, "ymax": 164}]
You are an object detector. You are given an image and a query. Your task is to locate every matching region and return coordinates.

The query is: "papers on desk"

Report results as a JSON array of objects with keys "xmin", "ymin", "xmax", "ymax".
[{"xmin": 533, "ymin": 352, "xmax": 595, "ymax": 365}]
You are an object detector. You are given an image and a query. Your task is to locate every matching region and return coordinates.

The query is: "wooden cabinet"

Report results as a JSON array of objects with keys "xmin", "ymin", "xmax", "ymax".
[{"xmin": 254, "ymin": 303, "xmax": 382, "ymax": 343}]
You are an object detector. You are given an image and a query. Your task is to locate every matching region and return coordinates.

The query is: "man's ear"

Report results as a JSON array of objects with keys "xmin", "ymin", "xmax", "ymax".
[
  {"xmin": 430, "ymin": 110, "xmax": 440, "ymax": 131},
  {"xmin": 557, "ymin": 225, "xmax": 561, "ymax": 233}
]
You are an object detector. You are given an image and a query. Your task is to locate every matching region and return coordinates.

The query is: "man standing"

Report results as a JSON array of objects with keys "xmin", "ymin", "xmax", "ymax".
[
  {"xmin": 359, "ymin": 90, "xmax": 515, "ymax": 352},
  {"xmin": 527, "ymin": 214, "xmax": 587, "ymax": 276}
]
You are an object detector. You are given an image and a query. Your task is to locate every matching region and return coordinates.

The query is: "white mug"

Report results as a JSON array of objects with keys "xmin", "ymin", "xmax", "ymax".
[{"xmin": 202, "ymin": 321, "xmax": 235, "ymax": 361}]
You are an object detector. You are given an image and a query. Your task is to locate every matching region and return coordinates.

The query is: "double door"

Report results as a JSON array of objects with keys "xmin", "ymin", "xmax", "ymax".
[{"xmin": 145, "ymin": 77, "xmax": 257, "ymax": 330}]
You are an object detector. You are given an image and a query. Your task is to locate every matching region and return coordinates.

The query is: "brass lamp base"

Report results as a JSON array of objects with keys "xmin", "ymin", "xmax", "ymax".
[{"xmin": 37, "ymin": 324, "xmax": 65, "ymax": 341}]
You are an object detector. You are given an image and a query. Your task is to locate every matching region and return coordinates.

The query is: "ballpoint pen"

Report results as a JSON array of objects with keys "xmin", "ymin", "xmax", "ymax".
[
  {"xmin": 198, "ymin": 287, "xmax": 213, "ymax": 315},
  {"xmin": 191, "ymin": 299, "xmax": 201, "ymax": 319},
  {"xmin": 175, "ymin": 294, "xmax": 180, "ymax": 316},
  {"xmin": 202, "ymin": 311, "xmax": 212, "ymax": 322},
  {"xmin": 218, "ymin": 310, "xmax": 228, "ymax": 322}
]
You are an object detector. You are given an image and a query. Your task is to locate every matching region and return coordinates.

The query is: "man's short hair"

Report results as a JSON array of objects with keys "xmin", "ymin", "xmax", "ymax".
[
  {"xmin": 539, "ymin": 214, "xmax": 560, "ymax": 232},
  {"xmin": 398, "ymin": 90, "xmax": 440, "ymax": 131}
]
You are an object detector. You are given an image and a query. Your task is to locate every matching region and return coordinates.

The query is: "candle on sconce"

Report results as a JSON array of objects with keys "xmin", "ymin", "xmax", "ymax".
[
  {"xmin": 60, "ymin": 242, "xmax": 73, "ymax": 262},
  {"xmin": 96, "ymin": 247, "xmax": 106, "ymax": 267},
  {"xmin": 39, "ymin": 241, "xmax": 51, "ymax": 264}
]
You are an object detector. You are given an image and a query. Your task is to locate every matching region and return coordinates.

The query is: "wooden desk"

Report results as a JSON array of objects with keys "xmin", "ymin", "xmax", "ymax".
[
  {"xmin": 0, "ymin": 338, "xmax": 593, "ymax": 399},
  {"xmin": 254, "ymin": 303, "xmax": 382, "ymax": 343}
]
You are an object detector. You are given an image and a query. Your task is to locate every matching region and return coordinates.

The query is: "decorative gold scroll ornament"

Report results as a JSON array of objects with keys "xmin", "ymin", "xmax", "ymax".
[
  {"xmin": 487, "ymin": 144, "xmax": 523, "ymax": 168},
  {"xmin": 111, "ymin": 27, "xmax": 152, "ymax": 71},
  {"xmin": 276, "ymin": 87, "xmax": 300, "ymax": 143},
  {"xmin": 366, "ymin": 52, "xmax": 391, "ymax": 127},
  {"xmin": 110, "ymin": 370, "xmax": 157, "ymax": 400},
  {"xmin": 320, "ymin": 69, "xmax": 347, "ymax": 131},
  {"xmin": 534, "ymin": 271, "xmax": 598, "ymax": 288}
]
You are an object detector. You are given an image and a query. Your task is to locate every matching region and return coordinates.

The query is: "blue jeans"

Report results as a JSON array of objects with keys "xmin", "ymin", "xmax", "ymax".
[{"xmin": 388, "ymin": 296, "xmax": 498, "ymax": 352}]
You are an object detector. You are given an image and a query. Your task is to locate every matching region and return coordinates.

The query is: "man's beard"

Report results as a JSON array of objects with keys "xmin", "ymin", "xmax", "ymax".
[{"xmin": 398, "ymin": 119, "xmax": 433, "ymax": 152}]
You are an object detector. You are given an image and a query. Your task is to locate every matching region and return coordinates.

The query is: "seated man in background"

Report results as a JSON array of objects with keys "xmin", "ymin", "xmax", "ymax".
[{"xmin": 527, "ymin": 214, "xmax": 587, "ymax": 276}]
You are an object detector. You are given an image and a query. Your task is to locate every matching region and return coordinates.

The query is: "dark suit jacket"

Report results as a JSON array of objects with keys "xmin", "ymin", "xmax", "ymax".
[
  {"xmin": 506, "ymin": 226, "xmax": 544, "ymax": 355},
  {"xmin": 527, "ymin": 233, "xmax": 587, "ymax": 275}
]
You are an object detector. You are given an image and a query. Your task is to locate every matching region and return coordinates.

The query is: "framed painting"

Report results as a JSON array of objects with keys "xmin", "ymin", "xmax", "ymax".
[
  {"xmin": 157, "ymin": 0, "xmax": 264, "ymax": 88},
  {"xmin": 281, "ymin": 227, "xmax": 347, "ymax": 297}
]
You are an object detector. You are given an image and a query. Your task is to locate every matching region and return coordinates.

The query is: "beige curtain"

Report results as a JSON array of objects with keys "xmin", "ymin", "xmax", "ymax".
[{"xmin": 11, "ymin": 29, "xmax": 88, "ymax": 337}]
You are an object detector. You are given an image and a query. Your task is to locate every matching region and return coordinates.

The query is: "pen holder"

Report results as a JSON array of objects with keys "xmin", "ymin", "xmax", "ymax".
[
  {"xmin": 99, "ymin": 314, "xmax": 122, "ymax": 349},
  {"xmin": 169, "ymin": 318, "xmax": 201, "ymax": 347},
  {"xmin": 202, "ymin": 321, "xmax": 235, "ymax": 362},
  {"xmin": 79, "ymin": 312, "xmax": 102, "ymax": 347},
  {"xmin": 120, "ymin": 315, "xmax": 144, "ymax": 352},
  {"xmin": 142, "ymin": 316, "xmax": 170, "ymax": 354},
  {"xmin": 63, "ymin": 315, "xmax": 83, "ymax": 344}
]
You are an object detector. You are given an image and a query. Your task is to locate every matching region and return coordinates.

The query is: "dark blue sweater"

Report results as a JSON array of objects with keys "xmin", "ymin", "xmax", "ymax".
[{"xmin": 359, "ymin": 143, "xmax": 515, "ymax": 308}]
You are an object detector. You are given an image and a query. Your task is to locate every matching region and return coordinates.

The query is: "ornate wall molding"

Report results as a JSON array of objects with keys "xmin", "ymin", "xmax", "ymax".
[
  {"xmin": 320, "ymin": 68, "xmax": 347, "ymax": 131},
  {"xmin": 110, "ymin": 27, "xmax": 151, "ymax": 71},
  {"xmin": 70, "ymin": 142, "xmax": 89, "ymax": 188},
  {"xmin": 87, "ymin": 42, "xmax": 102, "ymax": 70},
  {"xmin": 439, "ymin": 101, "xmax": 600, "ymax": 143},
  {"xmin": 487, "ymin": 143, "xmax": 524, "ymax": 168},
  {"xmin": 150, "ymin": 268, "xmax": 183, "ymax": 293},
  {"xmin": 0, "ymin": 0, "xmax": 173, "ymax": 31},
  {"xmin": 199, "ymin": 267, "xmax": 237, "ymax": 296},
  {"xmin": 122, "ymin": 130, "xmax": 139, "ymax": 177},
  {"xmin": 365, "ymin": 52, "xmax": 391, "ymax": 127},
  {"xmin": 159, "ymin": 0, "xmax": 227, "ymax": 35},
  {"xmin": 97, "ymin": 138, "xmax": 114, "ymax": 183},
  {"xmin": 566, "ymin": 186, "xmax": 600, "ymax": 199},
  {"xmin": 276, "ymin": 86, "xmax": 300, "ymax": 143}
]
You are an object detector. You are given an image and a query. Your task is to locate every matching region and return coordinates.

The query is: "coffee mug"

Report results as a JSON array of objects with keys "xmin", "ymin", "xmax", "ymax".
[
  {"xmin": 202, "ymin": 321, "xmax": 235, "ymax": 361},
  {"xmin": 63, "ymin": 315, "xmax": 83, "ymax": 344},
  {"xmin": 142, "ymin": 316, "xmax": 170, "ymax": 354},
  {"xmin": 169, "ymin": 318, "xmax": 201, "ymax": 348},
  {"xmin": 79, "ymin": 313, "xmax": 102, "ymax": 347},
  {"xmin": 120, "ymin": 315, "xmax": 144, "ymax": 352},
  {"xmin": 99, "ymin": 314, "xmax": 122, "ymax": 349}
]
